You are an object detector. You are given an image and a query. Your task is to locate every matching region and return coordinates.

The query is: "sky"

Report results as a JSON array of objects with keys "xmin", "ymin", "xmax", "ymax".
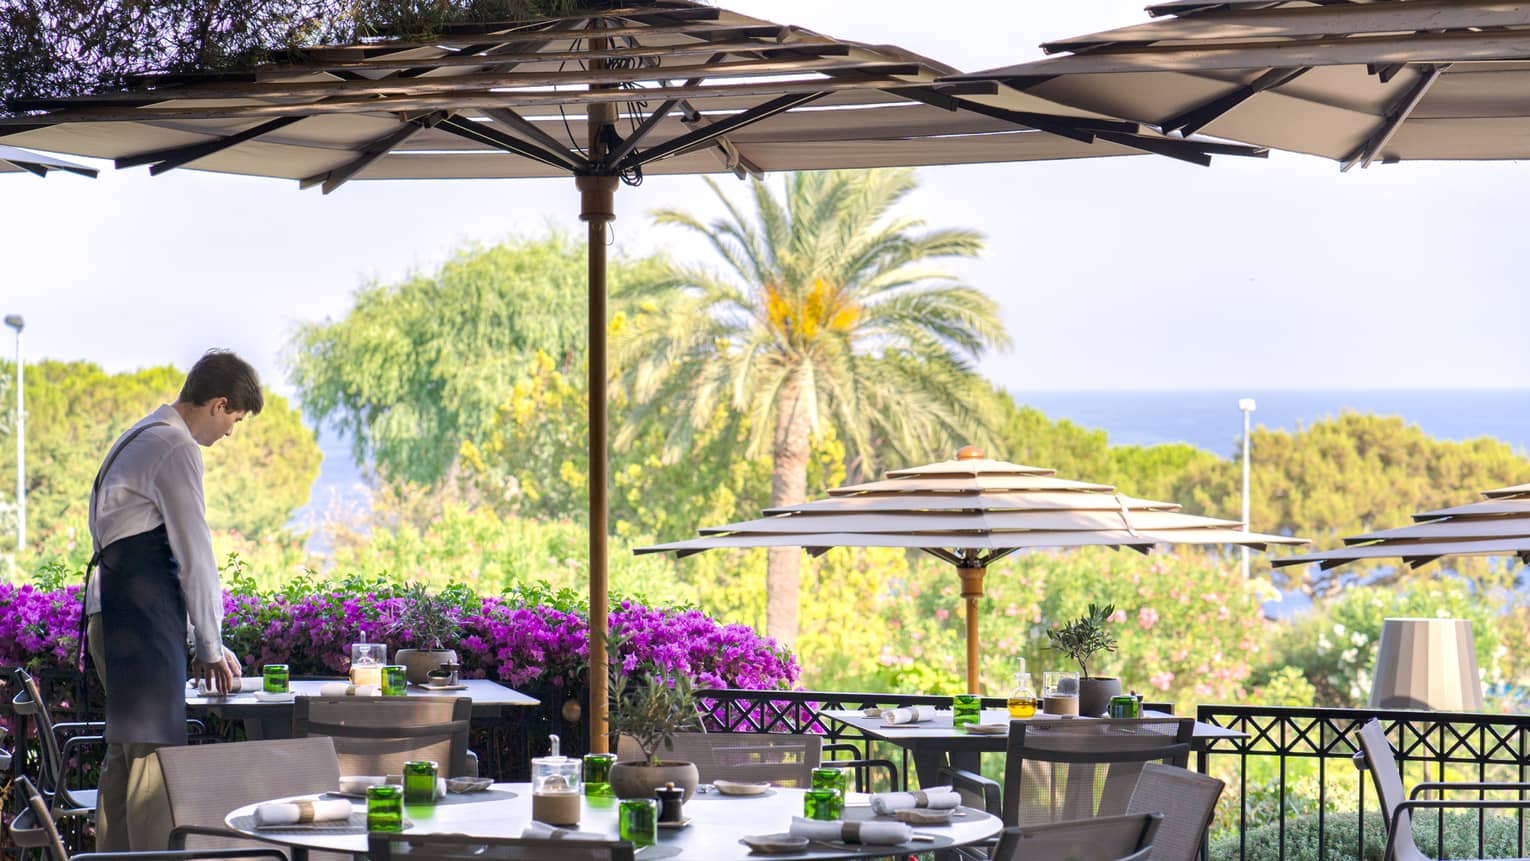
[{"xmin": 1, "ymin": 0, "xmax": 1528, "ymax": 395}]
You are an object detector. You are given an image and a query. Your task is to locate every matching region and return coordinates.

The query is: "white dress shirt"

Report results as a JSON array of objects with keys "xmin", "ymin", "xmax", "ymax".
[{"xmin": 86, "ymin": 404, "xmax": 223, "ymax": 663}]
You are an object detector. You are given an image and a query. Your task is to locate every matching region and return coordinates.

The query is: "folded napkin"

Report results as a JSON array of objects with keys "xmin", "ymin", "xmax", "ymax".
[
  {"xmin": 338, "ymin": 775, "xmax": 385, "ymax": 795},
  {"xmin": 318, "ymin": 682, "xmax": 381, "ymax": 697},
  {"xmin": 522, "ymin": 821, "xmax": 610, "ymax": 842},
  {"xmin": 881, "ymin": 705, "xmax": 936, "ymax": 725},
  {"xmin": 870, "ymin": 786, "xmax": 960, "ymax": 815},
  {"xmin": 253, "ymin": 797, "xmax": 353, "ymax": 827},
  {"xmin": 789, "ymin": 817, "xmax": 912, "ymax": 846},
  {"xmin": 192, "ymin": 677, "xmax": 263, "ymax": 694}
]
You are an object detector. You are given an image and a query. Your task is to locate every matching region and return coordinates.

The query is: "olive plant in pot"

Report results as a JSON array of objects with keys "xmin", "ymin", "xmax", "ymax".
[
  {"xmin": 607, "ymin": 643, "xmax": 702, "ymax": 801},
  {"xmin": 389, "ymin": 582, "xmax": 465, "ymax": 685},
  {"xmin": 1047, "ymin": 603, "xmax": 1120, "ymax": 717}
]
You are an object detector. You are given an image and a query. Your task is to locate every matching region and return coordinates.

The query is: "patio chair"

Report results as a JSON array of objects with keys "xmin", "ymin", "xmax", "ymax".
[
  {"xmin": 11, "ymin": 667, "xmax": 102, "ymax": 820},
  {"xmin": 617, "ymin": 731, "xmax": 897, "ymax": 790},
  {"xmin": 1124, "ymin": 763, "xmax": 1225, "ymax": 861},
  {"xmin": 291, "ymin": 695, "xmax": 473, "ymax": 778},
  {"xmin": 149, "ymin": 735, "xmax": 342, "ymax": 855},
  {"xmin": 9, "ymin": 776, "xmax": 287, "ymax": 861},
  {"xmin": 1354, "ymin": 717, "xmax": 1530, "ymax": 861},
  {"xmin": 990, "ymin": 812, "xmax": 1163, "ymax": 861},
  {"xmin": 369, "ymin": 833, "xmax": 635, "ymax": 861}
]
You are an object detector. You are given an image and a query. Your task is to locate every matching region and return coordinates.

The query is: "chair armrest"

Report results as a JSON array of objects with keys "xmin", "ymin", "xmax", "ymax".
[
  {"xmin": 1410, "ymin": 781, "xmax": 1530, "ymax": 799},
  {"xmin": 1388, "ymin": 799, "xmax": 1530, "ymax": 861},
  {"xmin": 54, "ymin": 721, "xmax": 108, "ymax": 735},
  {"xmin": 938, "ymin": 766, "xmax": 1001, "ymax": 818},
  {"xmin": 61, "ymin": 735, "xmax": 105, "ymax": 760},
  {"xmin": 823, "ymin": 742, "xmax": 865, "ymax": 760},
  {"xmin": 76, "ymin": 851, "xmax": 288, "ymax": 861},
  {"xmin": 822, "ymin": 758, "xmax": 899, "ymax": 793},
  {"xmin": 168, "ymin": 824, "xmax": 293, "ymax": 851}
]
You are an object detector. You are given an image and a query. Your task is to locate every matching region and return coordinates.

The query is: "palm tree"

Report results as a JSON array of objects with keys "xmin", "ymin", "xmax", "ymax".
[{"xmin": 614, "ymin": 168, "xmax": 1010, "ymax": 644}]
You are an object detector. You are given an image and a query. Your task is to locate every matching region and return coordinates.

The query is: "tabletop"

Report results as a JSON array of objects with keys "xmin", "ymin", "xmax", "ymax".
[
  {"xmin": 225, "ymin": 783, "xmax": 1002, "ymax": 860},
  {"xmin": 187, "ymin": 678, "xmax": 540, "ymax": 718},
  {"xmin": 820, "ymin": 707, "xmax": 1248, "ymax": 745}
]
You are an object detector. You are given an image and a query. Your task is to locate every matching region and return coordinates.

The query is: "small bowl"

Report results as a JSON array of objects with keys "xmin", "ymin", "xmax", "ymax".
[
  {"xmin": 739, "ymin": 833, "xmax": 809, "ymax": 854},
  {"xmin": 714, "ymin": 779, "xmax": 772, "ymax": 796}
]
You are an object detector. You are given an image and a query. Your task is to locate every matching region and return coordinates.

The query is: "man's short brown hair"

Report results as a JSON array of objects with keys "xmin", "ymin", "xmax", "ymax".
[{"xmin": 179, "ymin": 350, "xmax": 264, "ymax": 415}]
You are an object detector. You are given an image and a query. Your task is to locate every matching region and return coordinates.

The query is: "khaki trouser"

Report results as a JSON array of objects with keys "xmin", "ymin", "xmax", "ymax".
[{"xmin": 87, "ymin": 614, "xmax": 174, "ymax": 851}]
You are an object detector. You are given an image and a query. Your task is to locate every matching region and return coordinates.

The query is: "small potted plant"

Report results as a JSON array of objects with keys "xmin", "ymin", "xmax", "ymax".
[
  {"xmin": 1047, "ymin": 602, "xmax": 1121, "ymax": 717},
  {"xmin": 389, "ymin": 582, "xmax": 465, "ymax": 685},
  {"xmin": 607, "ymin": 644, "xmax": 702, "ymax": 801}
]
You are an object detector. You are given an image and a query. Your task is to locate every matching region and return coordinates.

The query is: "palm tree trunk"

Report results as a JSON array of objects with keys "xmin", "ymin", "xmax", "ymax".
[{"xmin": 767, "ymin": 376, "xmax": 813, "ymax": 645}]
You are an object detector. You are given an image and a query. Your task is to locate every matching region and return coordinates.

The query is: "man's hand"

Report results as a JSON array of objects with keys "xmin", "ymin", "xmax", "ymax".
[
  {"xmin": 222, "ymin": 645, "xmax": 243, "ymax": 680},
  {"xmin": 194, "ymin": 655, "xmax": 235, "ymax": 695}
]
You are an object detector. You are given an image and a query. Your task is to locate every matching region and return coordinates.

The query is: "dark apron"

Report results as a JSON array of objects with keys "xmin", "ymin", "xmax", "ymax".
[{"xmin": 99, "ymin": 523, "xmax": 189, "ymax": 746}]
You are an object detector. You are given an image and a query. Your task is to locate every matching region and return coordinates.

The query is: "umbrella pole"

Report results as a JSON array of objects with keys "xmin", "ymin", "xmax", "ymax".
[
  {"xmin": 582, "ymin": 79, "xmax": 619, "ymax": 753},
  {"xmin": 958, "ymin": 566, "xmax": 986, "ymax": 694}
]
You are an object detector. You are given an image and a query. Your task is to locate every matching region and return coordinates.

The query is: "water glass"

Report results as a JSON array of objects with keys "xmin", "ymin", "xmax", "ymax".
[
  {"xmin": 618, "ymin": 798, "xmax": 658, "ymax": 847},
  {"xmin": 382, "ymin": 664, "xmax": 407, "ymax": 696},
  {"xmin": 366, "ymin": 784, "xmax": 404, "ymax": 832},
  {"xmin": 804, "ymin": 787, "xmax": 843, "ymax": 821},
  {"xmin": 952, "ymin": 693, "xmax": 981, "ymax": 726},
  {"xmin": 261, "ymin": 664, "xmax": 289, "ymax": 695},
  {"xmin": 811, "ymin": 767, "xmax": 847, "ymax": 798},
  {"xmin": 403, "ymin": 760, "xmax": 438, "ymax": 804},
  {"xmin": 583, "ymin": 753, "xmax": 616, "ymax": 797}
]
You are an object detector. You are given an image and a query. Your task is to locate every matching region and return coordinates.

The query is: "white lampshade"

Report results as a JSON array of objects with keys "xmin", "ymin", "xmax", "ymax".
[{"xmin": 1370, "ymin": 618, "xmax": 1484, "ymax": 712}]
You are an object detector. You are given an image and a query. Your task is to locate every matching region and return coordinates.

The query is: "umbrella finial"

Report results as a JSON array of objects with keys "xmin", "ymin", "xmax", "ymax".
[{"xmin": 957, "ymin": 445, "xmax": 985, "ymax": 461}]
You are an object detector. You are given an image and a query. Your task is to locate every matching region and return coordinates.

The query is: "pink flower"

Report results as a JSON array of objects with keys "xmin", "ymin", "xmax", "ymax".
[
  {"xmin": 1109, "ymin": 609, "xmax": 1128, "ymax": 624},
  {"xmin": 1138, "ymin": 607, "xmax": 1159, "ymax": 630},
  {"xmin": 935, "ymin": 609, "xmax": 950, "ymax": 621},
  {"xmin": 1150, "ymin": 671, "xmax": 1174, "ymax": 691}
]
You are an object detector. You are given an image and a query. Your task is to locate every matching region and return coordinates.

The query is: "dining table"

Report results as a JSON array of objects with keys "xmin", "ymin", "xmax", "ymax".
[
  {"xmin": 820, "ymin": 707, "xmax": 1247, "ymax": 786},
  {"xmin": 224, "ymin": 783, "xmax": 1003, "ymax": 860},
  {"xmin": 186, "ymin": 678, "xmax": 540, "ymax": 740}
]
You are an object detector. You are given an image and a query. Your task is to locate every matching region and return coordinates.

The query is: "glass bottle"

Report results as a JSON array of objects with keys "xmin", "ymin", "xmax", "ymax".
[{"xmin": 1007, "ymin": 658, "xmax": 1038, "ymax": 718}]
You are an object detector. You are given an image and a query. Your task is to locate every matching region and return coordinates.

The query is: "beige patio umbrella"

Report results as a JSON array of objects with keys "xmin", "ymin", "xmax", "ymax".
[
  {"xmin": 638, "ymin": 446, "xmax": 1305, "ymax": 693},
  {"xmin": 0, "ymin": 3, "xmax": 1265, "ymax": 749},
  {"xmin": 943, "ymin": 0, "xmax": 1530, "ymax": 169},
  {"xmin": 0, "ymin": 144, "xmax": 95, "ymax": 178},
  {"xmin": 1273, "ymin": 483, "xmax": 1530, "ymax": 573}
]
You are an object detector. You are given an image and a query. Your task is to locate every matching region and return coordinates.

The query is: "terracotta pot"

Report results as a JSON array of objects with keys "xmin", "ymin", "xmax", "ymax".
[
  {"xmin": 609, "ymin": 760, "xmax": 700, "ymax": 802},
  {"xmin": 1078, "ymin": 677, "xmax": 1122, "ymax": 717},
  {"xmin": 395, "ymin": 648, "xmax": 459, "ymax": 685}
]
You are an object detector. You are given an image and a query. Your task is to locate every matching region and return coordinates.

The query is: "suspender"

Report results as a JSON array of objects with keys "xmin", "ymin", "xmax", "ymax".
[{"xmin": 78, "ymin": 420, "xmax": 170, "ymax": 669}]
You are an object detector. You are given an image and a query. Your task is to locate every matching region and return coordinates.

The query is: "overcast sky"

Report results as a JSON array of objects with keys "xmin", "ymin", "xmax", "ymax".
[{"xmin": 2, "ymin": 0, "xmax": 1526, "ymax": 395}]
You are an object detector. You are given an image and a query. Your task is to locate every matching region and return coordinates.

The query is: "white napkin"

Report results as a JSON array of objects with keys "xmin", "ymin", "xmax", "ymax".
[
  {"xmin": 318, "ymin": 682, "xmax": 381, "ymax": 697},
  {"xmin": 338, "ymin": 775, "xmax": 385, "ymax": 795},
  {"xmin": 881, "ymin": 705, "xmax": 936, "ymax": 725},
  {"xmin": 789, "ymin": 817, "xmax": 912, "ymax": 846},
  {"xmin": 522, "ymin": 821, "xmax": 610, "ymax": 842},
  {"xmin": 192, "ymin": 677, "xmax": 263, "ymax": 694},
  {"xmin": 253, "ymin": 797, "xmax": 353, "ymax": 826},
  {"xmin": 870, "ymin": 786, "xmax": 961, "ymax": 815}
]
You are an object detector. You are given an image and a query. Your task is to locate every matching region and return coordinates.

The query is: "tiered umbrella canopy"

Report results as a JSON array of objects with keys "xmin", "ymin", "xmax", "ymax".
[
  {"xmin": 0, "ymin": 144, "xmax": 95, "ymax": 177},
  {"xmin": 945, "ymin": 0, "xmax": 1530, "ymax": 168},
  {"xmin": 1275, "ymin": 483, "xmax": 1530, "ymax": 573},
  {"xmin": 640, "ymin": 446, "xmax": 1304, "ymax": 692},
  {"xmin": 0, "ymin": 1, "xmax": 1263, "ymax": 749}
]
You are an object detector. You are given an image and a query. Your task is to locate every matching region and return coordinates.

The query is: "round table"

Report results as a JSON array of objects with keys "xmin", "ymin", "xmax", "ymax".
[{"xmin": 225, "ymin": 783, "xmax": 1002, "ymax": 860}]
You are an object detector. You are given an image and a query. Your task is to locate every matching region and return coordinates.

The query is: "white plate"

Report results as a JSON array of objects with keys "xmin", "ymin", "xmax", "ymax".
[
  {"xmin": 714, "ymin": 779, "xmax": 772, "ymax": 796},
  {"xmin": 253, "ymin": 691, "xmax": 296, "ymax": 703},
  {"xmin": 962, "ymin": 723, "xmax": 1008, "ymax": 735}
]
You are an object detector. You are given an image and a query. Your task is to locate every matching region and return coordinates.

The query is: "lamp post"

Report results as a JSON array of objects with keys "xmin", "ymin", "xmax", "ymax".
[
  {"xmin": 1238, "ymin": 397, "xmax": 1256, "ymax": 579},
  {"xmin": 4, "ymin": 314, "xmax": 22, "ymax": 552}
]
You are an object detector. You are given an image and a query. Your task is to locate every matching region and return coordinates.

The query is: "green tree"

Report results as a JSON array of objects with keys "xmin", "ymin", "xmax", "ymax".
[
  {"xmin": 0, "ymin": 359, "xmax": 319, "ymax": 546},
  {"xmin": 613, "ymin": 169, "xmax": 1010, "ymax": 644}
]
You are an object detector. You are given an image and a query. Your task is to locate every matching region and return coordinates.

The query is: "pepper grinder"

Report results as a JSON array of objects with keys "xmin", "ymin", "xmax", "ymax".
[{"xmin": 655, "ymin": 781, "xmax": 685, "ymax": 824}]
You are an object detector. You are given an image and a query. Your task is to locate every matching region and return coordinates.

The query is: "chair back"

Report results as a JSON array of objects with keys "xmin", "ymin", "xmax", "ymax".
[
  {"xmin": 292, "ymin": 695, "xmax": 471, "ymax": 777},
  {"xmin": 153, "ymin": 736, "xmax": 341, "ymax": 850},
  {"xmin": 617, "ymin": 732, "xmax": 822, "ymax": 786},
  {"xmin": 1125, "ymin": 763, "xmax": 1225, "ymax": 861},
  {"xmin": 1355, "ymin": 717, "xmax": 1426, "ymax": 861},
  {"xmin": 1004, "ymin": 717, "xmax": 1193, "ymax": 826},
  {"xmin": 10, "ymin": 777, "xmax": 71, "ymax": 861},
  {"xmin": 992, "ymin": 812, "xmax": 1163, "ymax": 861},
  {"xmin": 11, "ymin": 669, "xmax": 73, "ymax": 806},
  {"xmin": 368, "ymin": 833, "xmax": 635, "ymax": 861}
]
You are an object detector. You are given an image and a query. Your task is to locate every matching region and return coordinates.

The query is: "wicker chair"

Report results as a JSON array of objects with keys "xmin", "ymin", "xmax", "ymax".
[
  {"xmin": 291, "ymin": 695, "xmax": 473, "ymax": 778},
  {"xmin": 368, "ymin": 833, "xmax": 634, "ymax": 861},
  {"xmin": 1354, "ymin": 717, "xmax": 1530, "ymax": 861},
  {"xmin": 991, "ymin": 812, "xmax": 1163, "ymax": 861},
  {"xmin": 617, "ymin": 731, "xmax": 897, "ymax": 790},
  {"xmin": 1125, "ymin": 763, "xmax": 1225, "ymax": 861}
]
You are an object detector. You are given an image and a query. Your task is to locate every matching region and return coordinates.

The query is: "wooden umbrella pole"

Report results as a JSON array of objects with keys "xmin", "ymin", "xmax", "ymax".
[
  {"xmin": 583, "ymin": 37, "xmax": 618, "ymax": 754},
  {"xmin": 958, "ymin": 566, "xmax": 986, "ymax": 695}
]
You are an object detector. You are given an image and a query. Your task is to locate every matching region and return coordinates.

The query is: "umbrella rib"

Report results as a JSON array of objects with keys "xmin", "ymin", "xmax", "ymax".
[
  {"xmin": 301, "ymin": 111, "xmax": 444, "ymax": 193},
  {"xmin": 1341, "ymin": 63, "xmax": 1447, "ymax": 171},
  {"xmin": 437, "ymin": 114, "xmax": 585, "ymax": 171},
  {"xmin": 113, "ymin": 115, "xmax": 306, "ymax": 173},
  {"xmin": 1161, "ymin": 66, "xmax": 1310, "ymax": 136},
  {"xmin": 482, "ymin": 107, "xmax": 587, "ymax": 164},
  {"xmin": 269, "ymin": 40, "xmax": 852, "ymax": 76},
  {"xmin": 623, "ymin": 90, "xmax": 827, "ymax": 168}
]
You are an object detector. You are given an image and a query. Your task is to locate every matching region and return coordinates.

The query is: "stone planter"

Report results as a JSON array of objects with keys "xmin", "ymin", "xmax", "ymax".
[
  {"xmin": 609, "ymin": 760, "xmax": 699, "ymax": 802},
  {"xmin": 395, "ymin": 648, "xmax": 459, "ymax": 685},
  {"xmin": 1078, "ymin": 676, "xmax": 1122, "ymax": 717}
]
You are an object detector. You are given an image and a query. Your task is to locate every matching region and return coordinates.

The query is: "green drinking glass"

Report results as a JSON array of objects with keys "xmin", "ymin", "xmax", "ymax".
[
  {"xmin": 382, "ymin": 664, "xmax": 407, "ymax": 696},
  {"xmin": 261, "ymin": 664, "xmax": 288, "ymax": 695},
  {"xmin": 583, "ymin": 753, "xmax": 616, "ymax": 797},
  {"xmin": 366, "ymin": 784, "xmax": 404, "ymax": 832},
  {"xmin": 618, "ymin": 798, "xmax": 658, "ymax": 847},
  {"xmin": 804, "ymin": 787, "xmax": 843, "ymax": 821},
  {"xmin": 810, "ymin": 767, "xmax": 847, "ymax": 797},
  {"xmin": 403, "ymin": 760, "xmax": 437, "ymax": 804},
  {"xmin": 953, "ymin": 693, "xmax": 981, "ymax": 727}
]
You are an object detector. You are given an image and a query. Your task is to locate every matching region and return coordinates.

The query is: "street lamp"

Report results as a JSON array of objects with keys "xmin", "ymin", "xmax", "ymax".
[
  {"xmin": 1238, "ymin": 397, "xmax": 1257, "ymax": 579},
  {"xmin": 4, "ymin": 314, "xmax": 22, "ymax": 552}
]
